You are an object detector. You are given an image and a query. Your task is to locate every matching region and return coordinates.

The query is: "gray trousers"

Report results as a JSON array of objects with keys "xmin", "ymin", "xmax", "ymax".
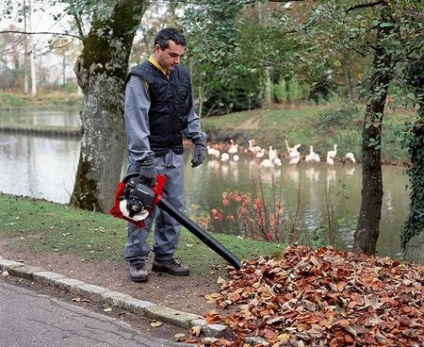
[{"xmin": 124, "ymin": 151, "xmax": 184, "ymax": 265}]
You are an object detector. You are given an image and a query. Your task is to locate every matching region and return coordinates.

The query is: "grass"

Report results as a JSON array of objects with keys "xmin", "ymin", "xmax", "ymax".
[
  {"xmin": 0, "ymin": 194, "xmax": 284, "ymax": 276},
  {"xmin": 0, "ymin": 91, "xmax": 83, "ymax": 110}
]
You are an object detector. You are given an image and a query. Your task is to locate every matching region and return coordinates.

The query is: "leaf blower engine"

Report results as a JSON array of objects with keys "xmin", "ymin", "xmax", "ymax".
[{"xmin": 119, "ymin": 175, "xmax": 157, "ymax": 223}]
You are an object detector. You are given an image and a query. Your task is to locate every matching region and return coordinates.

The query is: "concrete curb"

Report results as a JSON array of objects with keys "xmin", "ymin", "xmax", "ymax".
[{"xmin": 0, "ymin": 258, "xmax": 227, "ymax": 336}]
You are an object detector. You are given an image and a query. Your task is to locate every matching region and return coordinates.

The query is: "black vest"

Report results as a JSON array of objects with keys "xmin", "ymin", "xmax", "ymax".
[{"xmin": 126, "ymin": 62, "xmax": 192, "ymax": 156}]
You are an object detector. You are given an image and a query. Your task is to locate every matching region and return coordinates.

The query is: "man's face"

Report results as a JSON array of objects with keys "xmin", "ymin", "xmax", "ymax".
[{"xmin": 154, "ymin": 40, "xmax": 185, "ymax": 72}]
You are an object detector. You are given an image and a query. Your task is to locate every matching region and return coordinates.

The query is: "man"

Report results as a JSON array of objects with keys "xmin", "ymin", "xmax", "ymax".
[{"xmin": 123, "ymin": 28, "xmax": 207, "ymax": 283}]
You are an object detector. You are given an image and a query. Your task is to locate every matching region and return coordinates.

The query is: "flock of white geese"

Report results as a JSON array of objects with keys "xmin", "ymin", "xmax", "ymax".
[{"xmin": 207, "ymin": 139, "xmax": 356, "ymax": 168}]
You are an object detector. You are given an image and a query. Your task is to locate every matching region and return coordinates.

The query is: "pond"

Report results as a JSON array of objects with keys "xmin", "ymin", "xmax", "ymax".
[{"xmin": 0, "ymin": 108, "xmax": 410, "ymax": 259}]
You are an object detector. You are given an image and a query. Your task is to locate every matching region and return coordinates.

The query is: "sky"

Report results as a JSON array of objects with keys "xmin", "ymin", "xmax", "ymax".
[
  {"xmin": 0, "ymin": 1, "xmax": 79, "ymax": 85},
  {"xmin": 0, "ymin": 0, "xmax": 76, "ymax": 55},
  {"xmin": 0, "ymin": 1, "xmax": 69, "ymax": 32}
]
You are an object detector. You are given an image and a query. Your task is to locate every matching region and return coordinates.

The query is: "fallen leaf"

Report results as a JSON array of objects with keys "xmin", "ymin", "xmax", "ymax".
[
  {"xmin": 189, "ymin": 325, "xmax": 202, "ymax": 337},
  {"xmin": 193, "ymin": 246, "xmax": 424, "ymax": 347}
]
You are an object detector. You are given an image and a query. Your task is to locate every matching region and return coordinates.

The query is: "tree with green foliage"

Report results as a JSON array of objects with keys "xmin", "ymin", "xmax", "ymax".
[
  {"xmin": 249, "ymin": 0, "xmax": 390, "ymax": 255},
  {"xmin": 271, "ymin": 0, "xmax": 424, "ymax": 259},
  {"xmin": 349, "ymin": 1, "xmax": 424, "ymax": 259},
  {"xmin": 69, "ymin": 0, "xmax": 148, "ymax": 212},
  {"xmin": 400, "ymin": 4, "xmax": 424, "ymax": 262},
  {"xmin": 402, "ymin": 95, "xmax": 424, "ymax": 262},
  {"xmin": 182, "ymin": 2, "xmax": 264, "ymax": 117},
  {"xmin": 352, "ymin": 3, "xmax": 395, "ymax": 255}
]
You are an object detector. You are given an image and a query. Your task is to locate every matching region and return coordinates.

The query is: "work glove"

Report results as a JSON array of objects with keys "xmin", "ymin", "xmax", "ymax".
[
  {"xmin": 139, "ymin": 156, "xmax": 156, "ymax": 187},
  {"xmin": 191, "ymin": 132, "xmax": 207, "ymax": 168}
]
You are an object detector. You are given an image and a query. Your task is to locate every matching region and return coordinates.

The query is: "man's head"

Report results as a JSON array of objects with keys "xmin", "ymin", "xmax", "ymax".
[{"xmin": 153, "ymin": 28, "xmax": 186, "ymax": 72}]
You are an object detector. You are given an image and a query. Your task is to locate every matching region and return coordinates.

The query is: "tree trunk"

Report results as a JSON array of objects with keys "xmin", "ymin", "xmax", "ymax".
[
  {"xmin": 70, "ymin": 0, "xmax": 148, "ymax": 212},
  {"xmin": 269, "ymin": 67, "xmax": 282, "ymax": 103},
  {"xmin": 404, "ymin": 230, "xmax": 424, "ymax": 263},
  {"xmin": 403, "ymin": 58, "xmax": 424, "ymax": 263},
  {"xmin": 353, "ymin": 8, "xmax": 393, "ymax": 255}
]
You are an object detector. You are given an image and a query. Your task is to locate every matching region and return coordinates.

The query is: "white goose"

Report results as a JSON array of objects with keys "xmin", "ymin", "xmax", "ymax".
[
  {"xmin": 248, "ymin": 139, "xmax": 262, "ymax": 155},
  {"xmin": 228, "ymin": 139, "xmax": 238, "ymax": 155},
  {"xmin": 326, "ymin": 156, "xmax": 335, "ymax": 165},
  {"xmin": 326, "ymin": 144, "xmax": 338, "ymax": 165},
  {"xmin": 207, "ymin": 145, "xmax": 221, "ymax": 159},
  {"xmin": 305, "ymin": 145, "xmax": 320, "ymax": 163},
  {"xmin": 268, "ymin": 146, "xmax": 278, "ymax": 162},
  {"xmin": 273, "ymin": 157, "xmax": 282, "ymax": 167},
  {"xmin": 289, "ymin": 153, "xmax": 301, "ymax": 165},
  {"xmin": 260, "ymin": 158, "xmax": 274, "ymax": 168},
  {"xmin": 343, "ymin": 152, "xmax": 356, "ymax": 164},
  {"xmin": 220, "ymin": 152, "xmax": 230, "ymax": 162},
  {"xmin": 285, "ymin": 140, "xmax": 301, "ymax": 159}
]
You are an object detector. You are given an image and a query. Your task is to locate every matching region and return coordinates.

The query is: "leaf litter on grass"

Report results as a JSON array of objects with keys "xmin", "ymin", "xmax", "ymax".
[{"xmin": 187, "ymin": 246, "xmax": 423, "ymax": 347}]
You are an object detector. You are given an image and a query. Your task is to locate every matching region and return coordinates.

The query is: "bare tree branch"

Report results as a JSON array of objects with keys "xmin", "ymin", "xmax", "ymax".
[
  {"xmin": 0, "ymin": 30, "xmax": 82, "ymax": 41},
  {"xmin": 346, "ymin": 1, "xmax": 386, "ymax": 14},
  {"xmin": 73, "ymin": 14, "xmax": 86, "ymax": 40}
]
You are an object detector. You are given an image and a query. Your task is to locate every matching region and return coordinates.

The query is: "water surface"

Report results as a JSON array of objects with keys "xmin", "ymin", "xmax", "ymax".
[{"xmin": 0, "ymin": 109, "xmax": 410, "ymax": 259}]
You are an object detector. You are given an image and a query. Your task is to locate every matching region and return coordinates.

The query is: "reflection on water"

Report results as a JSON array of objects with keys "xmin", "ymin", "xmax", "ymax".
[
  {"xmin": 184, "ymin": 152, "xmax": 409, "ymax": 259},
  {"xmin": 0, "ymin": 131, "xmax": 410, "ymax": 259},
  {"xmin": 0, "ymin": 108, "xmax": 81, "ymax": 128},
  {"xmin": 0, "ymin": 134, "xmax": 80, "ymax": 203}
]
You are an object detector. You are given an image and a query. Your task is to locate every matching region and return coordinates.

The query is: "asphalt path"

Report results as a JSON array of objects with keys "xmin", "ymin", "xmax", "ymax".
[{"xmin": 0, "ymin": 281, "xmax": 191, "ymax": 347}]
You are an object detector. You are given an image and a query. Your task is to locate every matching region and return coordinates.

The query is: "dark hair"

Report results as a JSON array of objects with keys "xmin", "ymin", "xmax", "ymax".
[{"xmin": 154, "ymin": 28, "xmax": 186, "ymax": 50}]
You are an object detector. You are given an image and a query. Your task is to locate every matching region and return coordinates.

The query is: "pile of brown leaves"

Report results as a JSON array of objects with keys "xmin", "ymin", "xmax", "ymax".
[{"xmin": 187, "ymin": 246, "xmax": 423, "ymax": 347}]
